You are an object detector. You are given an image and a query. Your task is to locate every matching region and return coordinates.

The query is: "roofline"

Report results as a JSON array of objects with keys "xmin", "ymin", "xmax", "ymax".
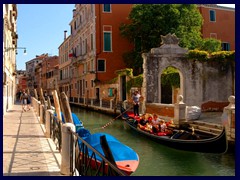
[{"xmin": 198, "ymin": 4, "xmax": 235, "ymax": 11}]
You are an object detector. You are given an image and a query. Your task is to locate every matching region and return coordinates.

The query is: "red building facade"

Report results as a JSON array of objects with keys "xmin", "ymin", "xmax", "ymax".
[{"xmin": 198, "ymin": 4, "xmax": 235, "ymax": 50}]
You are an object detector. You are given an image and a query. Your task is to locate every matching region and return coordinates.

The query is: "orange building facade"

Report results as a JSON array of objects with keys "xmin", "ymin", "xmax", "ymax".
[
  {"xmin": 68, "ymin": 4, "xmax": 134, "ymax": 101},
  {"xmin": 58, "ymin": 32, "xmax": 72, "ymax": 97},
  {"xmin": 198, "ymin": 4, "xmax": 235, "ymax": 50},
  {"xmin": 16, "ymin": 70, "xmax": 27, "ymax": 92}
]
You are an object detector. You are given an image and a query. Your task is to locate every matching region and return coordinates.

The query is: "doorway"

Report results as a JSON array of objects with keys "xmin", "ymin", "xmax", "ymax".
[{"xmin": 120, "ymin": 76, "xmax": 126, "ymax": 101}]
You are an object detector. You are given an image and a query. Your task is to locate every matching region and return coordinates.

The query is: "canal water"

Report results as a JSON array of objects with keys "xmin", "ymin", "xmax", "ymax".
[{"xmin": 71, "ymin": 106, "xmax": 235, "ymax": 176}]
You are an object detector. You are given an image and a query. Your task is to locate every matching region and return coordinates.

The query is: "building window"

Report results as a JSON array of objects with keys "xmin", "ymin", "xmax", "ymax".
[
  {"xmin": 91, "ymin": 80, "xmax": 94, "ymax": 87},
  {"xmin": 222, "ymin": 42, "xmax": 230, "ymax": 51},
  {"xmin": 104, "ymin": 32, "xmax": 112, "ymax": 52},
  {"xmin": 91, "ymin": 33, "xmax": 93, "ymax": 50},
  {"xmin": 74, "ymin": 21, "xmax": 76, "ymax": 30},
  {"xmin": 210, "ymin": 10, "xmax": 216, "ymax": 22},
  {"xmin": 82, "ymin": 40, "xmax": 85, "ymax": 54},
  {"xmin": 103, "ymin": 4, "xmax": 111, "ymax": 12},
  {"xmin": 97, "ymin": 59, "xmax": 105, "ymax": 72},
  {"xmin": 108, "ymin": 88, "xmax": 113, "ymax": 97},
  {"xmin": 60, "ymin": 70, "xmax": 63, "ymax": 80},
  {"xmin": 83, "ymin": 79, "xmax": 85, "ymax": 95},
  {"xmin": 85, "ymin": 38, "xmax": 88, "ymax": 54},
  {"xmin": 210, "ymin": 33, "xmax": 217, "ymax": 39}
]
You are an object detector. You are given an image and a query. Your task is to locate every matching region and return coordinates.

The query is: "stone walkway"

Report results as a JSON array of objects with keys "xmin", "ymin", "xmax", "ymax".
[
  {"xmin": 3, "ymin": 103, "xmax": 62, "ymax": 176},
  {"xmin": 194, "ymin": 111, "xmax": 223, "ymax": 125}
]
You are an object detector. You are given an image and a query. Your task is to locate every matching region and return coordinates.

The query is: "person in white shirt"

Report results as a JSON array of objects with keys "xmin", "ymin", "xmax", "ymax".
[{"xmin": 132, "ymin": 90, "xmax": 141, "ymax": 116}]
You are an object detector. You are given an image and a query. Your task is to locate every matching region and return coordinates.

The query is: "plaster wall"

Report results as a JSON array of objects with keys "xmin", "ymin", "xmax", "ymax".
[{"xmin": 142, "ymin": 36, "xmax": 234, "ymax": 108}]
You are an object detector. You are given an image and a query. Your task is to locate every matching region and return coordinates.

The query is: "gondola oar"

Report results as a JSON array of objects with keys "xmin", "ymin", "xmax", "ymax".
[{"xmin": 92, "ymin": 105, "xmax": 133, "ymax": 131}]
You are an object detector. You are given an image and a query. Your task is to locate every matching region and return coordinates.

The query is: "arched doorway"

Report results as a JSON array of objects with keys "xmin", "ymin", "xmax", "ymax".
[{"xmin": 160, "ymin": 66, "xmax": 183, "ymax": 104}]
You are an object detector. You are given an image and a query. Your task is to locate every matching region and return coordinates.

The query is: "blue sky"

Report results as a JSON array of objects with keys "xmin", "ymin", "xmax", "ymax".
[
  {"xmin": 16, "ymin": 4, "xmax": 75, "ymax": 70},
  {"xmin": 16, "ymin": 4, "xmax": 235, "ymax": 70}
]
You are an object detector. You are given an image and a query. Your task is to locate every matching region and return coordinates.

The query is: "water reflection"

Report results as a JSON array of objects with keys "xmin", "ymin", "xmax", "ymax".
[{"xmin": 71, "ymin": 106, "xmax": 235, "ymax": 176}]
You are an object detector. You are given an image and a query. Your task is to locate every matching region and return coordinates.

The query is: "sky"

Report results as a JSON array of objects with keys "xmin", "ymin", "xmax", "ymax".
[
  {"xmin": 15, "ymin": 4, "xmax": 235, "ymax": 70},
  {"xmin": 16, "ymin": 4, "xmax": 75, "ymax": 70}
]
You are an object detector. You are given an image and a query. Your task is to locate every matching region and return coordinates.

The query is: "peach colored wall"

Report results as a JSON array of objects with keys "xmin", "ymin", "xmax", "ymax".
[
  {"xmin": 199, "ymin": 6, "xmax": 235, "ymax": 50},
  {"xmin": 95, "ymin": 4, "xmax": 134, "ymax": 82}
]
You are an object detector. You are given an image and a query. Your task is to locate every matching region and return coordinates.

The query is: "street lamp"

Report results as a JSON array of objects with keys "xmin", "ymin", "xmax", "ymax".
[{"xmin": 4, "ymin": 47, "xmax": 27, "ymax": 55}]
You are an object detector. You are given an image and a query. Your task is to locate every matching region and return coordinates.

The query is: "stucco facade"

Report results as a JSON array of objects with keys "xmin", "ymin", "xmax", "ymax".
[
  {"xmin": 3, "ymin": 4, "xmax": 18, "ymax": 114},
  {"xmin": 68, "ymin": 4, "xmax": 134, "ymax": 102},
  {"xmin": 198, "ymin": 4, "xmax": 235, "ymax": 50}
]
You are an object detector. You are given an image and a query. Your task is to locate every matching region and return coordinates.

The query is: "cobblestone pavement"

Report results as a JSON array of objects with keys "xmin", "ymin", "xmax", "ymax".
[{"xmin": 3, "ymin": 103, "xmax": 62, "ymax": 176}]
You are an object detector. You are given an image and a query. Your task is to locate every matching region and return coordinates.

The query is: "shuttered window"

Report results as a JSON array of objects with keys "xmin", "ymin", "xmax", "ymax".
[
  {"xmin": 210, "ymin": 10, "xmax": 216, "ymax": 22},
  {"xmin": 97, "ymin": 59, "xmax": 105, "ymax": 72},
  {"xmin": 104, "ymin": 32, "xmax": 112, "ymax": 52},
  {"xmin": 103, "ymin": 4, "xmax": 111, "ymax": 12}
]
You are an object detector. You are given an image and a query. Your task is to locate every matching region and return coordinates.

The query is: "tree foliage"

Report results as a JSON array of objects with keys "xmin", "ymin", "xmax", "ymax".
[
  {"xmin": 199, "ymin": 38, "xmax": 222, "ymax": 53},
  {"xmin": 161, "ymin": 67, "xmax": 180, "ymax": 88},
  {"xmin": 120, "ymin": 4, "xmax": 203, "ymax": 75}
]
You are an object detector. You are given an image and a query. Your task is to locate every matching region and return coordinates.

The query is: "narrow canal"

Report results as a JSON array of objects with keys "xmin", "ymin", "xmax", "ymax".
[{"xmin": 71, "ymin": 105, "xmax": 235, "ymax": 176}]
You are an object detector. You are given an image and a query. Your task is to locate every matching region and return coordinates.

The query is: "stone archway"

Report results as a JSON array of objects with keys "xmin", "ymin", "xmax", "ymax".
[
  {"xmin": 142, "ymin": 33, "xmax": 233, "ymax": 114},
  {"xmin": 142, "ymin": 34, "xmax": 187, "ymax": 106},
  {"xmin": 159, "ymin": 66, "xmax": 183, "ymax": 104}
]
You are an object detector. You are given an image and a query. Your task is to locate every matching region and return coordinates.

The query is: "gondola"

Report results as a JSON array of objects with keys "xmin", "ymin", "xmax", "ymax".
[
  {"xmin": 122, "ymin": 109, "xmax": 228, "ymax": 154},
  {"xmin": 70, "ymin": 113, "xmax": 139, "ymax": 175},
  {"xmin": 77, "ymin": 130, "xmax": 139, "ymax": 175}
]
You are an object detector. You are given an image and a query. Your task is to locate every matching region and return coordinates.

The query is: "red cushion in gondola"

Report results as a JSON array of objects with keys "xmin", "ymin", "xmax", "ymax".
[{"xmin": 157, "ymin": 132, "xmax": 167, "ymax": 136}]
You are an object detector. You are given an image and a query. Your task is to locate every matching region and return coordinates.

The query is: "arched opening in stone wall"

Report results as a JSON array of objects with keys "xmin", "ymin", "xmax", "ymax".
[{"xmin": 160, "ymin": 66, "xmax": 183, "ymax": 104}]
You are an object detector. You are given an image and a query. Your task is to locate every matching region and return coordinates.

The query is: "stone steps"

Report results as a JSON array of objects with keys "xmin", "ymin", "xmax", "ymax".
[{"xmin": 188, "ymin": 121, "xmax": 223, "ymax": 136}]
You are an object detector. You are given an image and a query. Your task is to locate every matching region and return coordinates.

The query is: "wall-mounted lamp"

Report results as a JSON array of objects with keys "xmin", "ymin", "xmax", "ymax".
[{"xmin": 4, "ymin": 47, "xmax": 27, "ymax": 55}]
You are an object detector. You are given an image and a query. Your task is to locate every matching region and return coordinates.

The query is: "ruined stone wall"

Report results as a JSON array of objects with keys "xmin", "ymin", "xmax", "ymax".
[{"xmin": 142, "ymin": 34, "xmax": 234, "ymax": 112}]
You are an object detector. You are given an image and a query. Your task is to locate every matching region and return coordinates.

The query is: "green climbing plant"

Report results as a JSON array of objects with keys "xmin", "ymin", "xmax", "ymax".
[{"xmin": 161, "ymin": 67, "xmax": 180, "ymax": 88}]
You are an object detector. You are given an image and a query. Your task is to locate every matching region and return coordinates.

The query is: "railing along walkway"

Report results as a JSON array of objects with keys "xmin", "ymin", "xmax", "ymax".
[
  {"xmin": 3, "ymin": 102, "xmax": 62, "ymax": 176},
  {"xmin": 32, "ymin": 96, "xmax": 127, "ymax": 176}
]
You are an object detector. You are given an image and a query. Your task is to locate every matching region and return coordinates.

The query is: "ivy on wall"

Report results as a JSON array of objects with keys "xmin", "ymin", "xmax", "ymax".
[
  {"xmin": 115, "ymin": 68, "xmax": 133, "ymax": 76},
  {"xmin": 126, "ymin": 74, "xmax": 143, "ymax": 93},
  {"xmin": 106, "ymin": 68, "xmax": 143, "ymax": 94},
  {"xmin": 186, "ymin": 50, "xmax": 235, "ymax": 62},
  {"xmin": 161, "ymin": 67, "xmax": 180, "ymax": 88},
  {"xmin": 104, "ymin": 50, "xmax": 234, "ymax": 95}
]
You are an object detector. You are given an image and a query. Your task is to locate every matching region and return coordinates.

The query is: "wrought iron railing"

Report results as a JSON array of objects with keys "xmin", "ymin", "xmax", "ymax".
[
  {"xmin": 50, "ymin": 113, "xmax": 62, "ymax": 151},
  {"xmin": 69, "ymin": 129, "xmax": 127, "ymax": 176},
  {"xmin": 40, "ymin": 100, "xmax": 128, "ymax": 176}
]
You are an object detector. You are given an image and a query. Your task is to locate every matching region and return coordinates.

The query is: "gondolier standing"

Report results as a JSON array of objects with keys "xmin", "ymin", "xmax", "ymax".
[{"xmin": 132, "ymin": 90, "xmax": 141, "ymax": 117}]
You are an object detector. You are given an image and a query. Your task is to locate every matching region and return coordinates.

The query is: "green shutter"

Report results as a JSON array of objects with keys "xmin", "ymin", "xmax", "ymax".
[
  {"xmin": 104, "ymin": 4, "xmax": 110, "ymax": 12},
  {"xmin": 210, "ymin": 10, "xmax": 216, "ymax": 21},
  {"xmin": 108, "ymin": 88, "xmax": 113, "ymax": 97},
  {"xmin": 104, "ymin": 32, "xmax": 111, "ymax": 51}
]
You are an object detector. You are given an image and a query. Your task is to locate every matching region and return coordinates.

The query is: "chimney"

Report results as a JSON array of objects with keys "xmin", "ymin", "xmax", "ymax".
[
  {"xmin": 64, "ymin": 30, "xmax": 67, "ymax": 40},
  {"xmin": 73, "ymin": 9, "xmax": 76, "ymax": 17}
]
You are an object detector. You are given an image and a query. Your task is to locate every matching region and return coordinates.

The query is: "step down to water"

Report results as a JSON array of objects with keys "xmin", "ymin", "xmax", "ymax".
[
  {"xmin": 189, "ymin": 128, "xmax": 221, "ymax": 136},
  {"xmin": 188, "ymin": 121, "xmax": 223, "ymax": 136},
  {"xmin": 189, "ymin": 121, "xmax": 223, "ymax": 129}
]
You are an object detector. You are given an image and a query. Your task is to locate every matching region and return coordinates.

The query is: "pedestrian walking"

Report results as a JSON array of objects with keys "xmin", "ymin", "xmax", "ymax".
[{"xmin": 20, "ymin": 89, "xmax": 30, "ymax": 112}]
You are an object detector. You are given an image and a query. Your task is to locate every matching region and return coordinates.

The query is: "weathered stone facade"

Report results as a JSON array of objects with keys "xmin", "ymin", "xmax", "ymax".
[{"xmin": 142, "ymin": 34, "xmax": 234, "ymax": 113}]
